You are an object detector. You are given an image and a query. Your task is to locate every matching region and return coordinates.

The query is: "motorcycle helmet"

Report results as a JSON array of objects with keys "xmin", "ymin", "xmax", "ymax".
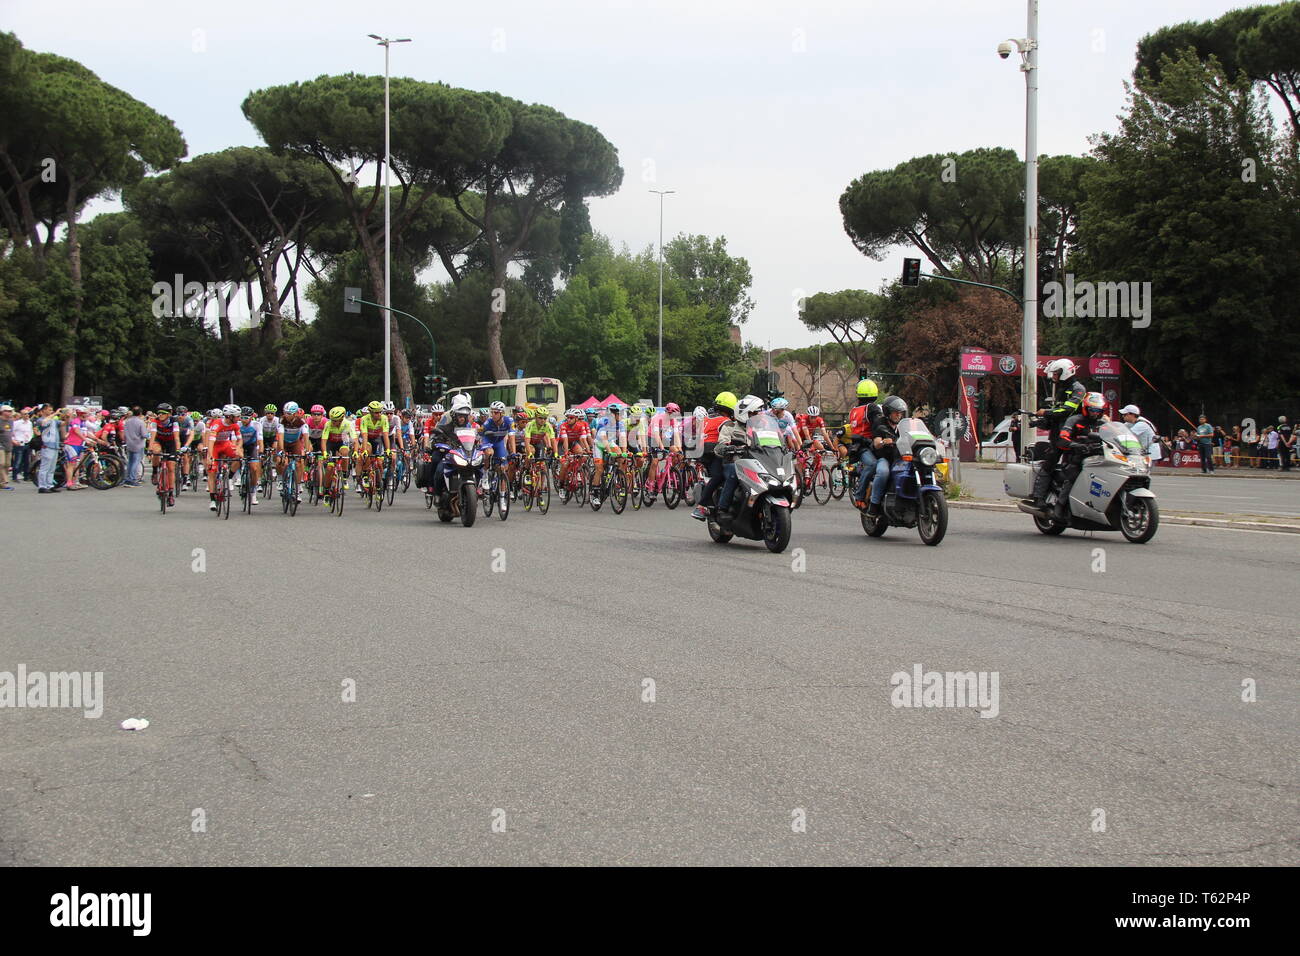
[
  {"xmin": 734, "ymin": 394, "xmax": 765, "ymax": 423},
  {"xmin": 1044, "ymin": 358, "xmax": 1077, "ymax": 380},
  {"xmin": 882, "ymin": 396, "xmax": 908, "ymax": 419},
  {"xmin": 1083, "ymin": 392, "xmax": 1106, "ymax": 419},
  {"xmin": 714, "ymin": 391, "xmax": 738, "ymax": 411}
]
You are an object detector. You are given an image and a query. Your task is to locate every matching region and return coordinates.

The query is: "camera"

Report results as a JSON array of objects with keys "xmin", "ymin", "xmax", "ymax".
[{"xmin": 997, "ymin": 40, "xmax": 1015, "ymax": 59}]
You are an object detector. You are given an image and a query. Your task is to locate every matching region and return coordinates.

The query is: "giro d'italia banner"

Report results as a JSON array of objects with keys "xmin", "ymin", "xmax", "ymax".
[
  {"xmin": 957, "ymin": 348, "xmax": 1123, "ymax": 462},
  {"xmin": 1158, "ymin": 449, "xmax": 1203, "ymax": 468}
]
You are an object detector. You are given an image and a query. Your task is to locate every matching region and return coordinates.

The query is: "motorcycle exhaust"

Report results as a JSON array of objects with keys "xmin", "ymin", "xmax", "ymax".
[{"xmin": 1016, "ymin": 501, "xmax": 1049, "ymax": 516}]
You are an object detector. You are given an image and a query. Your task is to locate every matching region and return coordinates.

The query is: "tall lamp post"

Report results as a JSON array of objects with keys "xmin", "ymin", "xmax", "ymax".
[
  {"xmin": 650, "ymin": 188, "xmax": 674, "ymax": 407},
  {"xmin": 368, "ymin": 33, "xmax": 411, "ymax": 404},
  {"xmin": 998, "ymin": 3, "xmax": 1038, "ymax": 459}
]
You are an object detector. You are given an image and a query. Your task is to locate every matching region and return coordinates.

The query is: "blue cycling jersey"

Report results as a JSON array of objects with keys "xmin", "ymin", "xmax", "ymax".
[
  {"xmin": 481, "ymin": 417, "xmax": 512, "ymax": 442},
  {"xmin": 239, "ymin": 423, "xmax": 258, "ymax": 445}
]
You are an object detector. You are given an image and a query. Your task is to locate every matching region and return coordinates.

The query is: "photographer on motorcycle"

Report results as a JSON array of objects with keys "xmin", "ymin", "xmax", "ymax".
[
  {"xmin": 866, "ymin": 395, "xmax": 907, "ymax": 517},
  {"xmin": 715, "ymin": 395, "xmax": 766, "ymax": 525},
  {"xmin": 1050, "ymin": 392, "xmax": 1108, "ymax": 520},
  {"xmin": 426, "ymin": 393, "xmax": 473, "ymax": 499},
  {"xmin": 847, "ymin": 378, "xmax": 881, "ymax": 508},
  {"xmin": 1029, "ymin": 359, "xmax": 1089, "ymax": 510}
]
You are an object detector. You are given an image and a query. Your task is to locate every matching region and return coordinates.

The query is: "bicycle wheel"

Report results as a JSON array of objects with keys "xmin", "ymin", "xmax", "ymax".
[
  {"xmin": 220, "ymin": 473, "xmax": 232, "ymax": 520},
  {"xmin": 573, "ymin": 469, "xmax": 587, "ymax": 507},
  {"xmin": 385, "ymin": 464, "xmax": 397, "ymax": 505},
  {"xmin": 829, "ymin": 463, "xmax": 847, "ymax": 500},
  {"xmin": 334, "ymin": 473, "xmax": 346, "ymax": 516},
  {"xmin": 609, "ymin": 469, "xmax": 628, "ymax": 514},
  {"xmin": 522, "ymin": 467, "xmax": 535, "ymax": 512},
  {"xmin": 812, "ymin": 465, "xmax": 831, "ymax": 504},
  {"xmin": 537, "ymin": 465, "xmax": 550, "ymax": 514},
  {"xmin": 662, "ymin": 464, "xmax": 680, "ymax": 509},
  {"xmin": 374, "ymin": 466, "xmax": 384, "ymax": 512},
  {"xmin": 482, "ymin": 474, "xmax": 495, "ymax": 517},
  {"xmin": 496, "ymin": 471, "xmax": 510, "ymax": 521},
  {"xmin": 401, "ymin": 455, "xmax": 412, "ymax": 492}
]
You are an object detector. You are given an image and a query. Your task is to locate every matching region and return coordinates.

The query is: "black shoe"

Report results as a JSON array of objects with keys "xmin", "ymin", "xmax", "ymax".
[
  {"xmin": 1029, "ymin": 496, "xmax": 1049, "ymax": 511},
  {"xmin": 866, "ymin": 501, "xmax": 882, "ymax": 517},
  {"xmin": 38, "ymin": 488, "xmax": 48, "ymax": 494},
  {"xmin": 48, "ymin": 487, "xmax": 61, "ymax": 493}
]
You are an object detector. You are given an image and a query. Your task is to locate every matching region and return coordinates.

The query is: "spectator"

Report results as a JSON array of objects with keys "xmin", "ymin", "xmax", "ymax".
[
  {"xmin": 122, "ymin": 406, "xmax": 148, "ymax": 486},
  {"xmin": 1229, "ymin": 424, "xmax": 1242, "ymax": 468},
  {"xmin": 11, "ymin": 408, "xmax": 32, "ymax": 481},
  {"xmin": 1195, "ymin": 415, "xmax": 1215, "ymax": 473},
  {"xmin": 1120, "ymin": 405, "xmax": 1158, "ymax": 462},
  {"xmin": 1279, "ymin": 416, "xmax": 1295, "ymax": 472},
  {"xmin": 1263, "ymin": 425, "xmax": 1279, "ymax": 469},
  {"xmin": 34, "ymin": 404, "xmax": 61, "ymax": 493},
  {"xmin": 1212, "ymin": 424, "xmax": 1226, "ymax": 467},
  {"xmin": 0, "ymin": 405, "xmax": 13, "ymax": 490},
  {"xmin": 1174, "ymin": 428, "xmax": 1191, "ymax": 451},
  {"xmin": 61, "ymin": 406, "xmax": 91, "ymax": 489}
]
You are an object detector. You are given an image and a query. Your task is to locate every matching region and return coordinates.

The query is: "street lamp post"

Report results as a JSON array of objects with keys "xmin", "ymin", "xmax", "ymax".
[
  {"xmin": 650, "ymin": 189, "xmax": 674, "ymax": 408},
  {"xmin": 999, "ymin": 3, "xmax": 1038, "ymax": 458},
  {"xmin": 368, "ymin": 33, "xmax": 411, "ymax": 405},
  {"xmin": 817, "ymin": 343, "xmax": 823, "ymax": 409}
]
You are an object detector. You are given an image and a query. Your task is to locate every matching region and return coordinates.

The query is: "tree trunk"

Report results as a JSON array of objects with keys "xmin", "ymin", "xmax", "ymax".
[
  {"xmin": 59, "ymin": 186, "xmax": 84, "ymax": 406},
  {"xmin": 362, "ymin": 242, "xmax": 414, "ymax": 405},
  {"xmin": 486, "ymin": 263, "xmax": 508, "ymax": 380}
]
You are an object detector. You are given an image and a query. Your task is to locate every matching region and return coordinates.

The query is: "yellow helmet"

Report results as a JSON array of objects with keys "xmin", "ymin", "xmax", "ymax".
[
  {"xmin": 856, "ymin": 379, "xmax": 879, "ymax": 398},
  {"xmin": 534, "ymin": 405, "xmax": 549, "ymax": 419},
  {"xmin": 714, "ymin": 391, "xmax": 738, "ymax": 411},
  {"xmin": 328, "ymin": 406, "xmax": 346, "ymax": 420}
]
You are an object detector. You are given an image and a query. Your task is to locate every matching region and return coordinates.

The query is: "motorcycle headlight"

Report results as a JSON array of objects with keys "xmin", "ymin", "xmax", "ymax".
[
  {"xmin": 472, "ymin": 452, "xmax": 483, "ymax": 466},
  {"xmin": 918, "ymin": 447, "xmax": 938, "ymax": 467},
  {"xmin": 451, "ymin": 453, "xmax": 467, "ymax": 466}
]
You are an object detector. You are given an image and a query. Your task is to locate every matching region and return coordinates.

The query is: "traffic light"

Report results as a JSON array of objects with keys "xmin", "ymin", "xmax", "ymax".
[{"xmin": 901, "ymin": 258, "xmax": 921, "ymax": 287}]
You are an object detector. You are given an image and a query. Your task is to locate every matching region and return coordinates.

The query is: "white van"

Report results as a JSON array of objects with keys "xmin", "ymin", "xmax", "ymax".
[{"xmin": 980, "ymin": 416, "xmax": 1017, "ymax": 462}]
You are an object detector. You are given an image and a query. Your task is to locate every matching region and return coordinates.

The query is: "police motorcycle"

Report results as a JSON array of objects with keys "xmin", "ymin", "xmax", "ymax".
[
  {"xmin": 706, "ymin": 409, "xmax": 797, "ymax": 553},
  {"xmin": 428, "ymin": 424, "xmax": 483, "ymax": 527},
  {"xmin": 860, "ymin": 417, "xmax": 948, "ymax": 546},
  {"xmin": 1004, "ymin": 414, "xmax": 1158, "ymax": 544}
]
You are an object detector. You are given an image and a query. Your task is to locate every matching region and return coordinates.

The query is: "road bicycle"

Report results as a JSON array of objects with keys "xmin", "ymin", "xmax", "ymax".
[
  {"xmin": 556, "ymin": 452, "xmax": 589, "ymax": 507},
  {"xmin": 155, "ymin": 453, "xmax": 181, "ymax": 513},
  {"xmin": 481, "ymin": 457, "xmax": 511, "ymax": 520},
  {"xmin": 279, "ymin": 453, "xmax": 306, "ymax": 516},
  {"xmin": 521, "ymin": 454, "xmax": 551, "ymax": 514},
  {"xmin": 213, "ymin": 456, "xmax": 240, "ymax": 519}
]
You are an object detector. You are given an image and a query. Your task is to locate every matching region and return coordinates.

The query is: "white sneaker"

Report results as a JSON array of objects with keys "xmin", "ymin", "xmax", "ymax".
[
  {"xmin": 209, "ymin": 500, "xmax": 217, "ymax": 511},
  {"xmin": 251, "ymin": 495, "xmax": 259, "ymax": 506}
]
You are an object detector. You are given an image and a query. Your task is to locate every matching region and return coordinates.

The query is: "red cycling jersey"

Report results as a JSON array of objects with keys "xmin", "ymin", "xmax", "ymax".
[
  {"xmin": 796, "ymin": 414, "xmax": 826, "ymax": 433},
  {"xmin": 560, "ymin": 419, "xmax": 590, "ymax": 441}
]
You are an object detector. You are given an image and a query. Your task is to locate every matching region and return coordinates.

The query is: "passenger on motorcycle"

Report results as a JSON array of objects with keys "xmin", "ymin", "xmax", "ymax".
[{"xmin": 1049, "ymin": 392, "xmax": 1108, "ymax": 519}]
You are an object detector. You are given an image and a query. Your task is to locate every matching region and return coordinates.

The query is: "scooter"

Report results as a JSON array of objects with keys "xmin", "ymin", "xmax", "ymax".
[
  {"xmin": 1004, "ymin": 418, "xmax": 1158, "ymax": 543},
  {"xmin": 706, "ymin": 412, "xmax": 797, "ymax": 553},
  {"xmin": 430, "ymin": 427, "xmax": 482, "ymax": 527},
  {"xmin": 860, "ymin": 417, "xmax": 948, "ymax": 546}
]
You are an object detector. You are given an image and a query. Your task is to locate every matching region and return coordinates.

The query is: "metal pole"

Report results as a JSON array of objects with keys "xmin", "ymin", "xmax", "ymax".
[
  {"xmin": 817, "ymin": 343, "xmax": 822, "ymax": 408},
  {"xmin": 383, "ymin": 40, "xmax": 391, "ymax": 405},
  {"xmin": 650, "ymin": 189, "xmax": 673, "ymax": 407},
  {"xmin": 1020, "ymin": 0, "xmax": 1039, "ymax": 457}
]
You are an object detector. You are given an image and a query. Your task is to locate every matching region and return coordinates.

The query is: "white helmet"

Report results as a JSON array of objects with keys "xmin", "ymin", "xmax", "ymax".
[
  {"xmin": 735, "ymin": 394, "xmax": 765, "ymax": 423},
  {"xmin": 693, "ymin": 406, "xmax": 707, "ymax": 419},
  {"xmin": 489, "ymin": 401, "xmax": 506, "ymax": 412},
  {"xmin": 450, "ymin": 394, "xmax": 472, "ymax": 414},
  {"xmin": 1044, "ymin": 358, "xmax": 1077, "ymax": 380},
  {"xmin": 431, "ymin": 403, "xmax": 445, "ymax": 414},
  {"xmin": 222, "ymin": 403, "xmax": 240, "ymax": 417},
  {"xmin": 382, "ymin": 400, "xmax": 396, "ymax": 413},
  {"xmin": 806, "ymin": 405, "xmax": 821, "ymax": 417}
]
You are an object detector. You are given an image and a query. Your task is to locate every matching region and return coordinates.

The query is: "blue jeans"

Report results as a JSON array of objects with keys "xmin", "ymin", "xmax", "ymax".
[
  {"xmin": 853, "ymin": 446, "xmax": 877, "ymax": 500},
  {"xmin": 869, "ymin": 457, "xmax": 893, "ymax": 505},
  {"xmin": 38, "ymin": 447, "xmax": 58, "ymax": 489},
  {"xmin": 126, "ymin": 448, "xmax": 145, "ymax": 483},
  {"xmin": 11, "ymin": 445, "xmax": 30, "ymax": 480},
  {"xmin": 719, "ymin": 463, "xmax": 739, "ymax": 512},
  {"xmin": 1197, "ymin": 439, "xmax": 1214, "ymax": 472}
]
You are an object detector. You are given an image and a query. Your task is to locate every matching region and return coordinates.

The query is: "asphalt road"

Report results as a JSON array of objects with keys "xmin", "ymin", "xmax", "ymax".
[
  {"xmin": 2, "ymin": 482, "xmax": 1296, "ymax": 865},
  {"xmin": 961, "ymin": 465, "xmax": 1300, "ymax": 520}
]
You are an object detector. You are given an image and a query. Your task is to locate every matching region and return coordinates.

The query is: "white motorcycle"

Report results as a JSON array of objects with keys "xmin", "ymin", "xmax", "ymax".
[{"xmin": 1004, "ymin": 420, "xmax": 1158, "ymax": 544}]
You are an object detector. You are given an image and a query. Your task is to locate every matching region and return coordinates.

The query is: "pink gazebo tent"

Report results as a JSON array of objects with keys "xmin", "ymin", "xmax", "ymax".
[
  {"xmin": 601, "ymin": 393, "xmax": 628, "ymax": 407},
  {"xmin": 575, "ymin": 396, "xmax": 604, "ymax": 410}
]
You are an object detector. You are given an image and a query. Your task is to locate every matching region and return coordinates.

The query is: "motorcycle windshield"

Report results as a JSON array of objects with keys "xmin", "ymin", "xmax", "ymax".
[
  {"xmin": 745, "ymin": 413, "xmax": 785, "ymax": 450},
  {"xmin": 895, "ymin": 418, "xmax": 935, "ymax": 457},
  {"xmin": 1098, "ymin": 421, "xmax": 1144, "ymax": 458},
  {"xmin": 454, "ymin": 427, "xmax": 478, "ymax": 453}
]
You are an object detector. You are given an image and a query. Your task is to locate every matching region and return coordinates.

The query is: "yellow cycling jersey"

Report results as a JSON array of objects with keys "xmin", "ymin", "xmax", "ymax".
[
  {"xmin": 358, "ymin": 414, "xmax": 389, "ymax": 439},
  {"xmin": 321, "ymin": 420, "xmax": 355, "ymax": 443}
]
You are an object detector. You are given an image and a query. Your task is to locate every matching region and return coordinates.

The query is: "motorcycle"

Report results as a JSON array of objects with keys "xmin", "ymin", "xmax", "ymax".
[
  {"xmin": 1004, "ymin": 419, "xmax": 1158, "ymax": 543},
  {"xmin": 860, "ymin": 417, "xmax": 948, "ymax": 546},
  {"xmin": 705, "ymin": 411, "xmax": 796, "ymax": 553},
  {"xmin": 429, "ymin": 426, "xmax": 483, "ymax": 527}
]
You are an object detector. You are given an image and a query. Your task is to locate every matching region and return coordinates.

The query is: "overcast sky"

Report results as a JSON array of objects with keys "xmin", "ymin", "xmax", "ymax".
[{"xmin": 3, "ymin": 0, "xmax": 1260, "ymax": 349}]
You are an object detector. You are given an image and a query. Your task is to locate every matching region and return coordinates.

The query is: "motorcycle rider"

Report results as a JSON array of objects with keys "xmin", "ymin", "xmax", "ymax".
[
  {"xmin": 847, "ymin": 379, "xmax": 881, "ymax": 508},
  {"xmin": 1050, "ymin": 392, "xmax": 1108, "ymax": 520},
  {"xmin": 715, "ymin": 394, "xmax": 765, "ymax": 526},
  {"xmin": 691, "ymin": 391, "xmax": 738, "ymax": 520},
  {"xmin": 426, "ymin": 393, "xmax": 474, "ymax": 500},
  {"xmin": 866, "ymin": 395, "xmax": 907, "ymax": 517},
  {"xmin": 1029, "ymin": 359, "xmax": 1089, "ymax": 510}
]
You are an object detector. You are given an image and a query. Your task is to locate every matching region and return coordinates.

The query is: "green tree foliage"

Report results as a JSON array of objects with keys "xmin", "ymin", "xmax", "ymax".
[
  {"xmin": 1072, "ymin": 49, "xmax": 1299, "ymax": 406},
  {"xmin": 796, "ymin": 290, "xmax": 882, "ymax": 371}
]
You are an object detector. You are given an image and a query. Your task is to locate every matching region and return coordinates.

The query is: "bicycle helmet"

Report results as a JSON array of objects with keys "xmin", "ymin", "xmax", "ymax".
[
  {"xmin": 565, "ymin": 407, "xmax": 580, "ymax": 417},
  {"xmin": 367, "ymin": 400, "xmax": 383, "ymax": 415},
  {"xmin": 629, "ymin": 404, "xmax": 644, "ymax": 417},
  {"xmin": 382, "ymin": 400, "xmax": 395, "ymax": 413},
  {"xmin": 771, "ymin": 397, "xmax": 789, "ymax": 410},
  {"xmin": 99, "ymin": 409, "xmax": 111, "ymax": 418},
  {"xmin": 190, "ymin": 411, "xmax": 202, "ymax": 421},
  {"xmin": 156, "ymin": 402, "xmax": 173, "ymax": 414},
  {"xmin": 264, "ymin": 403, "xmax": 277, "ymax": 414},
  {"xmin": 693, "ymin": 406, "xmax": 707, "ymax": 418},
  {"xmin": 714, "ymin": 391, "xmax": 738, "ymax": 411},
  {"xmin": 176, "ymin": 405, "xmax": 188, "ymax": 414},
  {"xmin": 283, "ymin": 401, "xmax": 300, "ymax": 415},
  {"xmin": 856, "ymin": 379, "xmax": 879, "ymax": 398},
  {"xmin": 328, "ymin": 406, "xmax": 346, "ymax": 420},
  {"xmin": 735, "ymin": 394, "xmax": 765, "ymax": 423},
  {"xmin": 240, "ymin": 405, "xmax": 253, "ymax": 417},
  {"xmin": 806, "ymin": 405, "xmax": 821, "ymax": 417},
  {"xmin": 431, "ymin": 403, "xmax": 445, "ymax": 415},
  {"xmin": 489, "ymin": 401, "xmax": 506, "ymax": 412},
  {"xmin": 222, "ymin": 403, "xmax": 241, "ymax": 418},
  {"xmin": 1044, "ymin": 358, "xmax": 1077, "ymax": 380},
  {"xmin": 666, "ymin": 402, "xmax": 680, "ymax": 413},
  {"xmin": 209, "ymin": 408, "xmax": 222, "ymax": 419}
]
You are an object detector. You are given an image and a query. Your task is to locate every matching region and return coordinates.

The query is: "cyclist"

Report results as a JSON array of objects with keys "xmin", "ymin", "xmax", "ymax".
[
  {"xmin": 525, "ymin": 404, "xmax": 557, "ymax": 460},
  {"xmin": 278, "ymin": 401, "xmax": 310, "ymax": 502},
  {"xmin": 590, "ymin": 404, "xmax": 626, "ymax": 507},
  {"xmin": 205, "ymin": 404, "xmax": 245, "ymax": 511},
  {"xmin": 557, "ymin": 407, "xmax": 591, "ymax": 499},
  {"xmin": 148, "ymin": 402, "xmax": 182, "ymax": 505},
  {"xmin": 797, "ymin": 405, "xmax": 831, "ymax": 452},
  {"xmin": 479, "ymin": 401, "xmax": 514, "ymax": 491},
  {"xmin": 355, "ymin": 400, "xmax": 391, "ymax": 492},
  {"xmin": 319, "ymin": 406, "xmax": 355, "ymax": 502},
  {"xmin": 235, "ymin": 407, "xmax": 264, "ymax": 505}
]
